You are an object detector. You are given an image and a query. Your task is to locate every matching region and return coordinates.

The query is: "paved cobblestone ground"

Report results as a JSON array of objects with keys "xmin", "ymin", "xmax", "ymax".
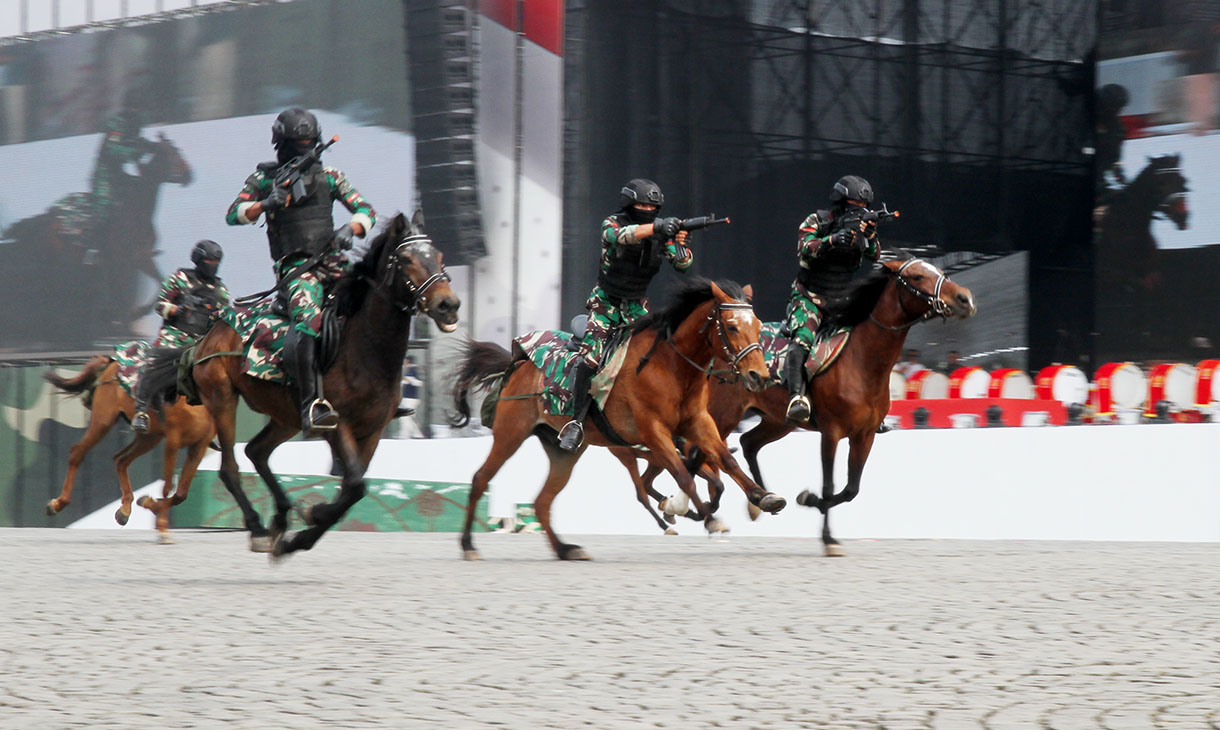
[{"xmin": 1, "ymin": 529, "xmax": 1217, "ymax": 729}]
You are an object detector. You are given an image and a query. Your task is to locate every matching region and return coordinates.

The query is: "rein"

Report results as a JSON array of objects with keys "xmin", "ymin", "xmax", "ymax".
[{"xmin": 868, "ymin": 258, "xmax": 950, "ymax": 332}]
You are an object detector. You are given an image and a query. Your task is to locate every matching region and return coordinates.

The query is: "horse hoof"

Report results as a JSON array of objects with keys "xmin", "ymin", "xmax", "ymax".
[
  {"xmin": 158, "ymin": 532, "xmax": 176, "ymax": 545},
  {"xmin": 45, "ymin": 500, "xmax": 60, "ymax": 516},
  {"xmin": 249, "ymin": 535, "xmax": 273, "ymax": 553},
  {"xmin": 746, "ymin": 502, "xmax": 762, "ymax": 522},
  {"xmin": 559, "ymin": 546, "xmax": 591, "ymax": 561},
  {"xmin": 759, "ymin": 493, "xmax": 787, "ymax": 514},
  {"xmin": 136, "ymin": 495, "xmax": 154, "ymax": 511},
  {"xmin": 824, "ymin": 543, "xmax": 845, "ymax": 558},
  {"xmin": 705, "ymin": 517, "xmax": 730, "ymax": 535},
  {"xmin": 664, "ymin": 528, "xmax": 678, "ymax": 536},
  {"xmin": 663, "ymin": 513, "xmax": 676, "ymax": 525},
  {"xmin": 114, "ymin": 508, "xmax": 130, "ymax": 526},
  {"xmin": 298, "ymin": 504, "xmax": 316, "ymax": 527},
  {"xmin": 462, "ymin": 549, "xmax": 482, "ymax": 561},
  {"xmin": 795, "ymin": 490, "xmax": 816, "ymax": 508}
]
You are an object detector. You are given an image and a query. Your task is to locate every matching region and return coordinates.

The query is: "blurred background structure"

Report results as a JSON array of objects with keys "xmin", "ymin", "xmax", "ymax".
[{"xmin": 1, "ymin": 0, "xmax": 1218, "ymax": 526}]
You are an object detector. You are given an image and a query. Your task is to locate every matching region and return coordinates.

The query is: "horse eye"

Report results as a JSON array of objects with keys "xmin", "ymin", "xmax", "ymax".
[
  {"xmin": 912, "ymin": 275, "xmax": 924, "ymax": 281},
  {"xmin": 728, "ymin": 325, "xmax": 739, "ymax": 334}
]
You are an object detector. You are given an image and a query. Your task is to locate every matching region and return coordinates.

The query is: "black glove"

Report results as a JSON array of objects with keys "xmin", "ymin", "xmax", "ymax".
[
  {"xmin": 829, "ymin": 228, "xmax": 856, "ymax": 249},
  {"xmin": 333, "ymin": 223, "xmax": 355, "ymax": 251},
  {"xmin": 261, "ymin": 183, "xmax": 289, "ymax": 213},
  {"xmin": 652, "ymin": 217, "xmax": 680, "ymax": 239}
]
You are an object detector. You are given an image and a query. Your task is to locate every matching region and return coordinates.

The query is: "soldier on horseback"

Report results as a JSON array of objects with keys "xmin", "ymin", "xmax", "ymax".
[
  {"xmin": 557, "ymin": 178, "xmax": 693, "ymax": 452},
  {"xmin": 225, "ymin": 107, "xmax": 377, "ymax": 433},
  {"xmin": 783, "ymin": 175, "xmax": 882, "ymax": 423},
  {"xmin": 132, "ymin": 240, "xmax": 229, "ymax": 432}
]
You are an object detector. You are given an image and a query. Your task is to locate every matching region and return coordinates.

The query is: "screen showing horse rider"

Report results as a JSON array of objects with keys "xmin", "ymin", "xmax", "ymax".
[
  {"xmin": 0, "ymin": 0, "xmax": 413, "ymax": 354},
  {"xmin": 1095, "ymin": 0, "xmax": 1220, "ymax": 363}
]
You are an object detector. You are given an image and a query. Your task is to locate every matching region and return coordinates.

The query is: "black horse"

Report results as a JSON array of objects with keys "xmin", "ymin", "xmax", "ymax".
[
  {"xmin": 1096, "ymin": 153, "xmax": 1189, "ymax": 292},
  {"xmin": 0, "ymin": 133, "xmax": 192, "ymax": 349}
]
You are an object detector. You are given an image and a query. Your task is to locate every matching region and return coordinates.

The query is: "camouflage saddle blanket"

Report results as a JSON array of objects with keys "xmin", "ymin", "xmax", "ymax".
[
  {"xmin": 760, "ymin": 322, "xmax": 852, "ymax": 384},
  {"xmin": 511, "ymin": 330, "xmax": 631, "ymax": 417},
  {"xmin": 219, "ymin": 300, "xmax": 340, "ymax": 384},
  {"xmin": 110, "ymin": 339, "xmax": 151, "ymax": 395}
]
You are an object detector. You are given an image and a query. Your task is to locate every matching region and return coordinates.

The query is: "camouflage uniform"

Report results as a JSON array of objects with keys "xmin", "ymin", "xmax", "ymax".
[
  {"xmin": 58, "ymin": 112, "xmax": 155, "ymax": 237},
  {"xmin": 152, "ymin": 268, "xmax": 230, "ymax": 348},
  {"xmin": 576, "ymin": 215, "xmax": 693, "ymax": 370},
  {"xmin": 784, "ymin": 209, "xmax": 880, "ymax": 348},
  {"xmin": 225, "ymin": 167, "xmax": 374, "ymax": 337}
]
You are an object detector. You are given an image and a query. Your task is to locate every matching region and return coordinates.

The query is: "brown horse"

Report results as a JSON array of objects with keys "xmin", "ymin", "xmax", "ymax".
[
  {"xmin": 452, "ymin": 279, "xmax": 782, "ymax": 561},
  {"xmin": 43, "ymin": 355, "xmax": 216, "ymax": 543},
  {"xmin": 185, "ymin": 211, "xmax": 460, "ymax": 555},
  {"xmin": 625, "ymin": 257, "xmax": 975, "ymax": 553}
]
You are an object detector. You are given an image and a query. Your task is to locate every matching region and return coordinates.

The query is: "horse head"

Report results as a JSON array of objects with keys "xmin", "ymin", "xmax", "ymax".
[
  {"xmin": 141, "ymin": 132, "xmax": 193, "ymax": 186},
  {"xmin": 706, "ymin": 281, "xmax": 769, "ymax": 392},
  {"xmin": 883, "ymin": 257, "xmax": 975, "ymax": 324},
  {"xmin": 384, "ymin": 210, "xmax": 460, "ymax": 332},
  {"xmin": 1145, "ymin": 154, "xmax": 1189, "ymax": 230}
]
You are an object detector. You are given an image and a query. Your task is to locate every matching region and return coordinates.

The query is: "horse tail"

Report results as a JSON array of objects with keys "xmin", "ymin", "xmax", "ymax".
[
  {"xmin": 452, "ymin": 340, "xmax": 515, "ymax": 427},
  {"xmin": 43, "ymin": 355, "xmax": 112, "ymax": 397}
]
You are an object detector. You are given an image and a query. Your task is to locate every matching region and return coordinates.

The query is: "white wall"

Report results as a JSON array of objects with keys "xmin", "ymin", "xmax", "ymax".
[{"xmin": 140, "ymin": 423, "xmax": 1220, "ymax": 543}]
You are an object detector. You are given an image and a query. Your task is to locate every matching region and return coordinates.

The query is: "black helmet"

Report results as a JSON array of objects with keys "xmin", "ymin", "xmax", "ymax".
[
  {"xmin": 271, "ymin": 107, "xmax": 321, "ymax": 160},
  {"xmin": 191, "ymin": 240, "xmax": 223, "ymax": 280},
  {"xmin": 619, "ymin": 178, "xmax": 664, "ymax": 223},
  {"xmin": 830, "ymin": 175, "xmax": 874, "ymax": 206}
]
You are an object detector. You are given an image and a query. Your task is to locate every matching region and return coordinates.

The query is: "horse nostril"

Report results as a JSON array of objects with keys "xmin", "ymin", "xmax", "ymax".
[{"xmin": 436, "ymin": 298, "xmax": 459, "ymax": 315}]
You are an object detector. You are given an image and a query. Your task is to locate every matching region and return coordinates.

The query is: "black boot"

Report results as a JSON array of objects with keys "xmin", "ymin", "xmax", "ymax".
[
  {"xmin": 784, "ymin": 345, "xmax": 811, "ymax": 424},
  {"xmin": 283, "ymin": 330, "xmax": 338, "ymax": 434},
  {"xmin": 131, "ymin": 372, "xmax": 154, "ymax": 433},
  {"xmin": 558, "ymin": 361, "xmax": 595, "ymax": 452}
]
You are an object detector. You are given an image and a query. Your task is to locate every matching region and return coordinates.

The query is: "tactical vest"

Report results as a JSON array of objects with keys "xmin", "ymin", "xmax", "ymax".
[
  {"xmin": 264, "ymin": 165, "xmax": 335, "ymax": 262},
  {"xmin": 172, "ymin": 269, "xmax": 227, "ymax": 336},
  {"xmin": 796, "ymin": 209, "xmax": 866, "ymax": 300},
  {"xmin": 597, "ymin": 215, "xmax": 665, "ymax": 300}
]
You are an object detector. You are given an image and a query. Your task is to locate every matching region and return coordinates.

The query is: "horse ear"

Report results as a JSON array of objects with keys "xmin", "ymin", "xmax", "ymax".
[
  {"xmin": 411, "ymin": 208, "xmax": 426, "ymax": 231},
  {"xmin": 390, "ymin": 212, "xmax": 407, "ymax": 236},
  {"xmin": 742, "ymin": 284, "xmax": 754, "ymax": 303},
  {"xmin": 708, "ymin": 281, "xmax": 729, "ymax": 302}
]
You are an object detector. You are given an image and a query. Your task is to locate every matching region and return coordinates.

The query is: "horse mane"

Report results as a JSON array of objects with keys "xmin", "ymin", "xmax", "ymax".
[
  {"xmin": 823, "ymin": 250, "xmax": 909, "ymax": 329},
  {"xmin": 631, "ymin": 277, "xmax": 747, "ymax": 335},
  {"xmin": 334, "ymin": 213, "xmax": 405, "ymax": 316}
]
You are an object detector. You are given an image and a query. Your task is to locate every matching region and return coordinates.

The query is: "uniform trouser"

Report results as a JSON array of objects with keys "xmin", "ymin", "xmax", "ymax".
[
  {"xmin": 575, "ymin": 288, "xmax": 649, "ymax": 371},
  {"xmin": 276, "ymin": 252, "xmax": 348, "ymax": 338},
  {"xmin": 783, "ymin": 286, "xmax": 823, "ymax": 399}
]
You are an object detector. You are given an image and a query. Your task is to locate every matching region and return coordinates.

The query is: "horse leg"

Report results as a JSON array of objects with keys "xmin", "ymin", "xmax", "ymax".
[
  {"xmin": 244, "ymin": 421, "xmax": 300, "ymax": 547},
  {"xmin": 639, "ymin": 464, "xmax": 678, "ymax": 524},
  {"xmin": 820, "ymin": 430, "xmax": 876, "ymax": 556},
  {"xmin": 211, "ymin": 397, "xmax": 268, "ymax": 550},
  {"xmin": 796, "ymin": 429, "xmax": 843, "ymax": 556},
  {"xmin": 610, "ymin": 448, "xmax": 672, "ymax": 534},
  {"xmin": 144, "ymin": 437, "xmax": 211, "ymax": 545},
  {"xmin": 739, "ymin": 418, "xmax": 793, "ymax": 490},
  {"xmin": 47, "ymin": 404, "xmax": 119, "ymax": 516},
  {"xmin": 534, "ymin": 438, "xmax": 587, "ymax": 560},
  {"xmin": 275, "ymin": 424, "xmax": 366, "ymax": 557},
  {"xmin": 639, "ymin": 423, "xmax": 716, "ymax": 531},
  {"xmin": 113, "ymin": 432, "xmax": 159, "ymax": 528},
  {"xmin": 688, "ymin": 413, "xmax": 786, "ymax": 517},
  {"xmin": 461, "ymin": 410, "xmax": 535, "ymax": 560}
]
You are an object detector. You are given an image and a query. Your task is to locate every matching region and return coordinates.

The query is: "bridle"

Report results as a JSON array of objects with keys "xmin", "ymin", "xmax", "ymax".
[
  {"xmin": 869, "ymin": 258, "xmax": 951, "ymax": 332},
  {"xmin": 376, "ymin": 233, "xmax": 451, "ymax": 313},
  {"xmin": 667, "ymin": 301, "xmax": 763, "ymax": 381}
]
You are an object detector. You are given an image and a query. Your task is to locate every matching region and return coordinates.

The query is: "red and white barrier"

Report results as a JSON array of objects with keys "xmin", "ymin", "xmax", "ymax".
[
  {"xmin": 905, "ymin": 370, "xmax": 949, "ymax": 399},
  {"xmin": 1092, "ymin": 362, "xmax": 1147, "ymax": 416},
  {"xmin": 1145, "ymin": 363, "xmax": 1198, "ymax": 416},
  {"xmin": 987, "ymin": 368, "xmax": 1034, "ymax": 399},
  {"xmin": 948, "ymin": 366, "xmax": 990, "ymax": 398},
  {"xmin": 1196, "ymin": 359, "xmax": 1220, "ymax": 407},
  {"xmin": 1035, "ymin": 364, "xmax": 1090, "ymax": 406}
]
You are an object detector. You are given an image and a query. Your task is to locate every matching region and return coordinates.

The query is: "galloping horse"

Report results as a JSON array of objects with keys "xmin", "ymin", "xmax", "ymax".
[
  {"xmin": 1097, "ymin": 153, "xmax": 1189, "ymax": 292},
  {"xmin": 184, "ymin": 212, "xmax": 460, "ymax": 555},
  {"xmin": 625, "ymin": 257, "xmax": 975, "ymax": 554},
  {"xmin": 43, "ymin": 355, "xmax": 215, "ymax": 543},
  {"xmin": 452, "ymin": 279, "xmax": 780, "ymax": 561},
  {"xmin": 0, "ymin": 133, "xmax": 192, "ymax": 346}
]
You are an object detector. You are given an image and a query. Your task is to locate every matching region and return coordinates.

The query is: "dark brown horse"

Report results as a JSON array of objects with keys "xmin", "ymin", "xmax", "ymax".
[
  {"xmin": 43, "ymin": 354, "xmax": 216, "ymax": 543},
  {"xmin": 625, "ymin": 257, "xmax": 975, "ymax": 554},
  {"xmin": 452, "ymin": 279, "xmax": 782, "ymax": 561},
  {"xmin": 0, "ymin": 133, "xmax": 192, "ymax": 347},
  {"xmin": 188, "ymin": 211, "xmax": 460, "ymax": 555}
]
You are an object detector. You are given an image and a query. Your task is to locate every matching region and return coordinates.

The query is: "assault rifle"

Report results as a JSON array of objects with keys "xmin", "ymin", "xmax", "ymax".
[
  {"xmin": 677, "ymin": 214, "xmax": 731, "ymax": 232},
  {"xmin": 844, "ymin": 203, "xmax": 900, "ymax": 227},
  {"xmin": 275, "ymin": 135, "xmax": 340, "ymax": 203}
]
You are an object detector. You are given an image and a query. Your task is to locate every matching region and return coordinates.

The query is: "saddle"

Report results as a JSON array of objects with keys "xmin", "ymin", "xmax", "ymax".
[
  {"xmin": 761, "ymin": 322, "xmax": 853, "ymax": 385},
  {"xmin": 217, "ymin": 297, "xmax": 342, "ymax": 386}
]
